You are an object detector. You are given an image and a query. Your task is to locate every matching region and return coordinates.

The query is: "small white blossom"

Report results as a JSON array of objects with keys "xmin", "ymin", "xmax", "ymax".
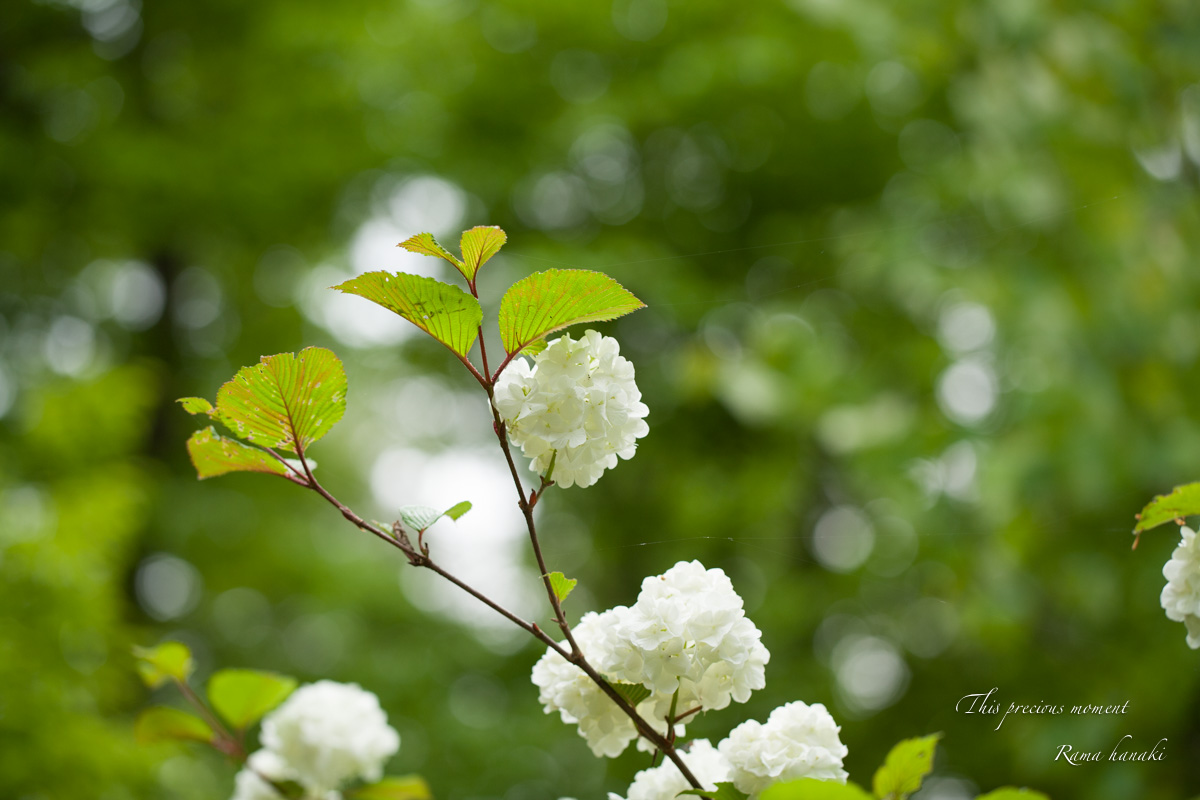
[
  {"xmin": 719, "ymin": 701, "xmax": 849, "ymax": 795},
  {"xmin": 230, "ymin": 751, "xmax": 342, "ymax": 800},
  {"xmin": 493, "ymin": 330, "xmax": 649, "ymax": 488},
  {"xmin": 1161, "ymin": 526, "xmax": 1200, "ymax": 648},
  {"xmin": 609, "ymin": 739, "xmax": 731, "ymax": 800},
  {"xmin": 260, "ymin": 681, "xmax": 400, "ymax": 793}
]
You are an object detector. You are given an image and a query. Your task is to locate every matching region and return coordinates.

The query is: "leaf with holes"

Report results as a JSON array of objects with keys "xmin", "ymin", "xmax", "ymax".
[
  {"xmin": 334, "ymin": 272, "xmax": 482, "ymax": 358},
  {"xmin": 873, "ymin": 733, "xmax": 941, "ymax": 800},
  {"xmin": 399, "ymin": 232, "xmax": 462, "ymax": 271},
  {"xmin": 547, "ymin": 571, "xmax": 577, "ymax": 603},
  {"xmin": 678, "ymin": 783, "xmax": 749, "ymax": 800},
  {"xmin": 1135, "ymin": 482, "xmax": 1200, "ymax": 534},
  {"xmin": 133, "ymin": 641, "xmax": 194, "ymax": 689},
  {"xmin": 210, "ymin": 347, "xmax": 346, "ymax": 455},
  {"xmin": 498, "ymin": 269, "xmax": 644, "ymax": 357},
  {"xmin": 352, "ymin": 776, "xmax": 434, "ymax": 800},
  {"xmin": 186, "ymin": 427, "xmax": 294, "ymax": 481},
  {"xmin": 974, "ymin": 790, "xmax": 1049, "ymax": 800},
  {"xmin": 459, "ymin": 226, "xmax": 507, "ymax": 281},
  {"xmin": 612, "ymin": 681, "xmax": 651, "ymax": 706},
  {"xmin": 208, "ymin": 669, "xmax": 298, "ymax": 730},
  {"xmin": 134, "ymin": 707, "xmax": 214, "ymax": 745},
  {"xmin": 758, "ymin": 779, "xmax": 875, "ymax": 800}
]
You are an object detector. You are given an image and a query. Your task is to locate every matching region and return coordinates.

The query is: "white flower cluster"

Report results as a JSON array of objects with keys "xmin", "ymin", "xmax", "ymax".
[
  {"xmin": 531, "ymin": 560, "xmax": 769, "ymax": 758},
  {"xmin": 231, "ymin": 681, "xmax": 401, "ymax": 800},
  {"xmin": 1161, "ymin": 526, "xmax": 1200, "ymax": 649},
  {"xmin": 608, "ymin": 739, "xmax": 730, "ymax": 800},
  {"xmin": 719, "ymin": 701, "xmax": 849, "ymax": 795},
  {"xmin": 493, "ymin": 330, "xmax": 649, "ymax": 489}
]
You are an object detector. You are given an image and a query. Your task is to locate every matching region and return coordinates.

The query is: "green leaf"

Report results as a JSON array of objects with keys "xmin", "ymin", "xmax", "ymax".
[
  {"xmin": 459, "ymin": 226, "xmax": 507, "ymax": 281},
  {"xmin": 212, "ymin": 347, "xmax": 347, "ymax": 454},
  {"xmin": 334, "ymin": 272, "xmax": 482, "ymax": 358},
  {"xmin": 1135, "ymin": 482, "xmax": 1200, "ymax": 533},
  {"xmin": 759, "ymin": 779, "xmax": 875, "ymax": 800},
  {"xmin": 547, "ymin": 571, "xmax": 577, "ymax": 603},
  {"xmin": 133, "ymin": 641, "xmax": 194, "ymax": 689},
  {"xmin": 351, "ymin": 776, "xmax": 433, "ymax": 800},
  {"xmin": 497, "ymin": 269, "xmax": 645, "ymax": 356},
  {"xmin": 678, "ymin": 782, "xmax": 749, "ymax": 800},
  {"xmin": 872, "ymin": 733, "xmax": 942, "ymax": 799},
  {"xmin": 400, "ymin": 505, "xmax": 443, "ymax": 531},
  {"xmin": 399, "ymin": 232, "xmax": 464, "ymax": 272},
  {"xmin": 178, "ymin": 397, "xmax": 213, "ymax": 415},
  {"xmin": 442, "ymin": 501, "xmax": 472, "ymax": 520},
  {"xmin": 208, "ymin": 669, "xmax": 298, "ymax": 730},
  {"xmin": 975, "ymin": 790, "xmax": 1050, "ymax": 800},
  {"xmin": 612, "ymin": 681, "xmax": 652, "ymax": 706},
  {"xmin": 134, "ymin": 706, "xmax": 214, "ymax": 745},
  {"xmin": 186, "ymin": 427, "xmax": 293, "ymax": 481}
]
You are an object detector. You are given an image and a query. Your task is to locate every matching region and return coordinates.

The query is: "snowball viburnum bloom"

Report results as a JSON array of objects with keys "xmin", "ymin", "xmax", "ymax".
[
  {"xmin": 1161, "ymin": 526, "xmax": 1200, "ymax": 648},
  {"xmin": 608, "ymin": 739, "xmax": 731, "ymax": 800},
  {"xmin": 259, "ymin": 681, "xmax": 400, "ymax": 793},
  {"xmin": 493, "ymin": 329, "xmax": 649, "ymax": 488},
  {"xmin": 719, "ymin": 701, "xmax": 849, "ymax": 795},
  {"xmin": 231, "ymin": 750, "xmax": 342, "ymax": 800}
]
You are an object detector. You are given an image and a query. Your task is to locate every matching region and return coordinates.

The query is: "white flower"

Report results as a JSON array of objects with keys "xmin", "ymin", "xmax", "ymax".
[
  {"xmin": 610, "ymin": 739, "xmax": 731, "ymax": 800},
  {"xmin": 260, "ymin": 681, "xmax": 400, "ymax": 793},
  {"xmin": 493, "ymin": 330, "xmax": 649, "ymax": 488},
  {"xmin": 230, "ymin": 751, "xmax": 342, "ymax": 800},
  {"xmin": 719, "ymin": 701, "xmax": 849, "ymax": 795},
  {"xmin": 1161, "ymin": 526, "xmax": 1200, "ymax": 648}
]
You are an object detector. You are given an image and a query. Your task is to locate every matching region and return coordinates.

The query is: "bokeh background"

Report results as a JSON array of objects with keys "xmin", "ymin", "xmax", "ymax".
[{"xmin": 4, "ymin": 0, "xmax": 1200, "ymax": 798}]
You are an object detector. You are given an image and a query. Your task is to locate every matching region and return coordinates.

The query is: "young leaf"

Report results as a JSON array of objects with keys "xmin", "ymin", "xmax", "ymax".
[
  {"xmin": 178, "ymin": 397, "xmax": 214, "ymax": 415},
  {"xmin": 678, "ymin": 783, "xmax": 749, "ymax": 800},
  {"xmin": 334, "ymin": 272, "xmax": 482, "ymax": 358},
  {"xmin": 459, "ymin": 226, "xmax": 507, "ymax": 280},
  {"xmin": 498, "ymin": 269, "xmax": 645, "ymax": 357},
  {"xmin": 400, "ymin": 505, "xmax": 444, "ymax": 532},
  {"xmin": 872, "ymin": 733, "xmax": 942, "ymax": 799},
  {"xmin": 351, "ymin": 776, "xmax": 434, "ymax": 800},
  {"xmin": 399, "ymin": 232, "xmax": 464, "ymax": 272},
  {"xmin": 612, "ymin": 681, "xmax": 652, "ymax": 706},
  {"xmin": 547, "ymin": 571, "xmax": 577, "ymax": 603},
  {"xmin": 213, "ymin": 347, "xmax": 347, "ymax": 454},
  {"xmin": 208, "ymin": 669, "xmax": 298, "ymax": 730},
  {"xmin": 758, "ymin": 779, "xmax": 875, "ymax": 800},
  {"xmin": 1135, "ymin": 482, "xmax": 1200, "ymax": 533},
  {"xmin": 134, "ymin": 706, "xmax": 214, "ymax": 744},
  {"xmin": 974, "ymin": 790, "xmax": 1050, "ymax": 800},
  {"xmin": 186, "ymin": 427, "xmax": 294, "ymax": 481},
  {"xmin": 133, "ymin": 641, "xmax": 194, "ymax": 689},
  {"xmin": 442, "ymin": 500, "xmax": 472, "ymax": 520}
]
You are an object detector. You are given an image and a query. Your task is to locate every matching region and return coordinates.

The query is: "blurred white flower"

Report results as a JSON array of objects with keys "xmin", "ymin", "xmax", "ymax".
[
  {"xmin": 719, "ymin": 701, "xmax": 849, "ymax": 795},
  {"xmin": 1161, "ymin": 526, "xmax": 1200, "ymax": 648},
  {"xmin": 609, "ymin": 739, "xmax": 730, "ymax": 800},
  {"xmin": 494, "ymin": 330, "xmax": 649, "ymax": 488},
  {"xmin": 230, "ymin": 750, "xmax": 341, "ymax": 800}
]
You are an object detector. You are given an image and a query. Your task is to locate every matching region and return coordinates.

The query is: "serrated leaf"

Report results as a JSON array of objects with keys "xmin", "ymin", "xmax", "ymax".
[
  {"xmin": 208, "ymin": 669, "xmax": 298, "ymax": 730},
  {"xmin": 612, "ymin": 681, "xmax": 652, "ymax": 706},
  {"xmin": 178, "ymin": 397, "xmax": 213, "ymax": 415},
  {"xmin": 759, "ymin": 779, "xmax": 875, "ymax": 800},
  {"xmin": 1135, "ymin": 483, "xmax": 1200, "ymax": 533},
  {"xmin": 134, "ymin": 706, "xmax": 213, "ymax": 744},
  {"xmin": 498, "ymin": 269, "xmax": 645, "ymax": 356},
  {"xmin": 399, "ymin": 232, "xmax": 463, "ymax": 271},
  {"xmin": 400, "ymin": 505, "xmax": 444, "ymax": 532},
  {"xmin": 186, "ymin": 427, "xmax": 293, "ymax": 481},
  {"xmin": 547, "ymin": 571, "xmax": 577, "ymax": 603},
  {"xmin": 334, "ymin": 272, "xmax": 482, "ymax": 358},
  {"xmin": 974, "ymin": 790, "xmax": 1050, "ymax": 800},
  {"xmin": 133, "ymin": 641, "xmax": 194, "ymax": 689},
  {"xmin": 212, "ymin": 347, "xmax": 346, "ymax": 454},
  {"xmin": 351, "ymin": 776, "xmax": 433, "ymax": 800},
  {"xmin": 442, "ymin": 501, "xmax": 472, "ymax": 520},
  {"xmin": 873, "ymin": 733, "xmax": 942, "ymax": 799},
  {"xmin": 678, "ymin": 782, "xmax": 749, "ymax": 800},
  {"xmin": 459, "ymin": 226, "xmax": 507, "ymax": 281}
]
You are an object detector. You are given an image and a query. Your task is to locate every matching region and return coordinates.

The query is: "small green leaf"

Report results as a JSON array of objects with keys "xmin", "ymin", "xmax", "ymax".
[
  {"xmin": 208, "ymin": 669, "xmax": 298, "ymax": 730},
  {"xmin": 133, "ymin": 641, "xmax": 194, "ymax": 689},
  {"xmin": 442, "ymin": 501, "xmax": 472, "ymax": 520},
  {"xmin": 612, "ymin": 681, "xmax": 652, "ymax": 706},
  {"xmin": 498, "ymin": 269, "xmax": 645, "ymax": 357},
  {"xmin": 678, "ymin": 782, "xmax": 749, "ymax": 800},
  {"xmin": 334, "ymin": 272, "xmax": 482, "ymax": 358},
  {"xmin": 212, "ymin": 347, "xmax": 347, "ymax": 454},
  {"xmin": 547, "ymin": 571, "xmax": 577, "ymax": 603},
  {"xmin": 759, "ymin": 779, "xmax": 875, "ymax": 800},
  {"xmin": 975, "ymin": 790, "xmax": 1050, "ymax": 800},
  {"xmin": 1135, "ymin": 482, "xmax": 1200, "ymax": 533},
  {"xmin": 134, "ymin": 706, "xmax": 213, "ymax": 744},
  {"xmin": 351, "ymin": 776, "xmax": 433, "ymax": 800},
  {"xmin": 872, "ymin": 733, "xmax": 942, "ymax": 799},
  {"xmin": 178, "ymin": 397, "xmax": 214, "ymax": 415},
  {"xmin": 186, "ymin": 427, "xmax": 293, "ymax": 481},
  {"xmin": 399, "ymin": 232, "xmax": 463, "ymax": 271},
  {"xmin": 400, "ymin": 505, "xmax": 444, "ymax": 532},
  {"xmin": 459, "ymin": 226, "xmax": 507, "ymax": 281}
]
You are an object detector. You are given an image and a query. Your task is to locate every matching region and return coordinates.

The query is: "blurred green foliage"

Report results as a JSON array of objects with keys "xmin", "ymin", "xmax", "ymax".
[{"xmin": 3, "ymin": 0, "xmax": 1200, "ymax": 799}]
